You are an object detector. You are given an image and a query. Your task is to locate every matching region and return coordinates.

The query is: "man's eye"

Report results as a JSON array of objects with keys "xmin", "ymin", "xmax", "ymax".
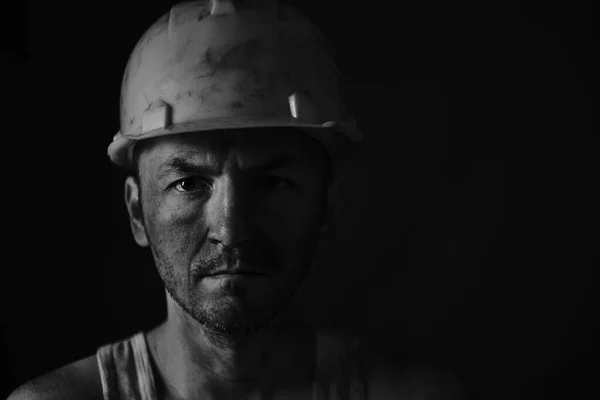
[
  {"xmin": 259, "ymin": 175, "xmax": 290, "ymax": 190},
  {"xmin": 173, "ymin": 177, "xmax": 209, "ymax": 193}
]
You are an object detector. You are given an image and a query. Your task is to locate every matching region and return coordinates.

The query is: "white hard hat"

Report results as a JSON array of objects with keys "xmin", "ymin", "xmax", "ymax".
[{"xmin": 108, "ymin": 0, "xmax": 363, "ymax": 170}]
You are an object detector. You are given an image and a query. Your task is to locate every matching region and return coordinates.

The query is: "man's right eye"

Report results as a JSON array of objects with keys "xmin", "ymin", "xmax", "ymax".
[{"xmin": 173, "ymin": 177, "xmax": 209, "ymax": 193}]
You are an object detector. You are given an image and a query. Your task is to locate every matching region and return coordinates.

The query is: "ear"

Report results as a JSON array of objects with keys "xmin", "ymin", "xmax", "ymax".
[
  {"xmin": 124, "ymin": 176, "xmax": 149, "ymax": 247},
  {"xmin": 321, "ymin": 177, "xmax": 344, "ymax": 238}
]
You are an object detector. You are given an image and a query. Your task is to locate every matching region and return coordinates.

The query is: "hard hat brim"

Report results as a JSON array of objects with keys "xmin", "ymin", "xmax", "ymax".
[{"xmin": 108, "ymin": 116, "xmax": 362, "ymax": 171}]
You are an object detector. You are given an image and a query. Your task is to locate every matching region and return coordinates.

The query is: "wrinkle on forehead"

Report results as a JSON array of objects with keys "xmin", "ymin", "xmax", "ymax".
[{"xmin": 138, "ymin": 128, "xmax": 327, "ymax": 177}]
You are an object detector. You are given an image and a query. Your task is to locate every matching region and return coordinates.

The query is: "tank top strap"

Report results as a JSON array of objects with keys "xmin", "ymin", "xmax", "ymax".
[
  {"xmin": 313, "ymin": 329, "xmax": 368, "ymax": 400},
  {"xmin": 96, "ymin": 332, "xmax": 158, "ymax": 400}
]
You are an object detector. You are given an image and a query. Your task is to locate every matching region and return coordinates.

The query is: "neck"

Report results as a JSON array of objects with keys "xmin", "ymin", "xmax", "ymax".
[{"xmin": 146, "ymin": 290, "xmax": 316, "ymax": 400}]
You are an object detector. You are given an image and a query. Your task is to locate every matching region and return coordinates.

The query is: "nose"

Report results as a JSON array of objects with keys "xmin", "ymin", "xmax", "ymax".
[{"xmin": 206, "ymin": 173, "xmax": 254, "ymax": 248}]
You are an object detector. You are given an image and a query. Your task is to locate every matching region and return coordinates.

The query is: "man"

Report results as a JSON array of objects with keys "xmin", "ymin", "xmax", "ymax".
[{"xmin": 8, "ymin": 1, "xmax": 466, "ymax": 399}]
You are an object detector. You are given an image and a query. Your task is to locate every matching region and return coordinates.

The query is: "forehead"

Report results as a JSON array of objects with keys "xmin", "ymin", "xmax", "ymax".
[{"xmin": 136, "ymin": 128, "xmax": 328, "ymax": 173}]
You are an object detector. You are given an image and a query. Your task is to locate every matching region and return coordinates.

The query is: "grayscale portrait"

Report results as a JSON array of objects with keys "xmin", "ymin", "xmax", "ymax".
[{"xmin": 4, "ymin": 0, "xmax": 589, "ymax": 399}]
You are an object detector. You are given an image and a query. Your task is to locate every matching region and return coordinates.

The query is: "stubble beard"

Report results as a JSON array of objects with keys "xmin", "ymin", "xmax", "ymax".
[{"xmin": 149, "ymin": 242, "xmax": 302, "ymax": 341}]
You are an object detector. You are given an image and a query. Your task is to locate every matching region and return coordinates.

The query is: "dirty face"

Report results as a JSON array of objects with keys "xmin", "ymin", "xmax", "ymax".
[{"xmin": 130, "ymin": 128, "xmax": 331, "ymax": 337}]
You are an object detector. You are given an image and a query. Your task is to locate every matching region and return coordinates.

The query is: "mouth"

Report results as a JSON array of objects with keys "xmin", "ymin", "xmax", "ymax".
[
  {"xmin": 206, "ymin": 270, "xmax": 266, "ymax": 278},
  {"xmin": 204, "ymin": 273, "xmax": 266, "ymax": 282}
]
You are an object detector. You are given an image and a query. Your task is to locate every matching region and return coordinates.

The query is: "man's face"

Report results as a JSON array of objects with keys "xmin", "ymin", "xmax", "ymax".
[{"xmin": 132, "ymin": 128, "xmax": 330, "ymax": 337}]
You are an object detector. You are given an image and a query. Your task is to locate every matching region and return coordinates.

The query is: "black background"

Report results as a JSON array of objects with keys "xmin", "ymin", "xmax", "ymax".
[{"xmin": 1, "ymin": 1, "xmax": 593, "ymax": 399}]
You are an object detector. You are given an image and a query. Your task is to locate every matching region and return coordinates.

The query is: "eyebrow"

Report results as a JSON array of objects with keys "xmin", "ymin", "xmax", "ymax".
[
  {"xmin": 157, "ymin": 154, "xmax": 300, "ymax": 179},
  {"xmin": 157, "ymin": 157, "xmax": 216, "ymax": 180},
  {"xmin": 252, "ymin": 154, "xmax": 299, "ymax": 172}
]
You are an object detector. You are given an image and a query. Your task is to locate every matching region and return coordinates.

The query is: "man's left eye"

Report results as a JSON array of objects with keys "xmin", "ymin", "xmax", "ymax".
[{"xmin": 259, "ymin": 175, "xmax": 290, "ymax": 190}]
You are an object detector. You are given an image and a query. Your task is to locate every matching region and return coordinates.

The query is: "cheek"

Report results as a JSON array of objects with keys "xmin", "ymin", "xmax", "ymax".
[
  {"xmin": 144, "ymin": 195, "xmax": 206, "ymax": 263},
  {"xmin": 267, "ymin": 201, "xmax": 323, "ymax": 264},
  {"xmin": 264, "ymin": 184, "xmax": 325, "ymax": 231}
]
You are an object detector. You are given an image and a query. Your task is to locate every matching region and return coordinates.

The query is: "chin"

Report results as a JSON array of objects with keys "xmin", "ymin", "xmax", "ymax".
[
  {"xmin": 201, "ymin": 309, "xmax": 272, "ymax": 337},
  {"xmin": 189, "ymin": 295, "xmax": 279, "ymax": 336}
]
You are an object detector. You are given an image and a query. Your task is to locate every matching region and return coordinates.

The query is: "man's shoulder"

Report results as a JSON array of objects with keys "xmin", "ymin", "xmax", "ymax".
[
  {"xmin": 367, "ymin": 362, "xmax": 468, "ymax": 400},
  {"xmin": 6, "ymin": 355, "xmax": 102, "ymax": 400},
  {"xmin": 360, "ymin": 336, "xmax": 467, "ymax": 399},
  {"xmin": 320, "ymin": 329, "xmax": 467, "ymax": 399}
]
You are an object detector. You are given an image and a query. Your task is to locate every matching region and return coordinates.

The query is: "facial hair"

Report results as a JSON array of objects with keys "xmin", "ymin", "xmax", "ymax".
[{"xmin": 148, "ymin": 236, "xmax": 305, "ymax": 341}]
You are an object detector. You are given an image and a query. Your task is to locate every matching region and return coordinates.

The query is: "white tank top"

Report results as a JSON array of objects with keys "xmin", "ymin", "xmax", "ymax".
[{"xmin": 96, "ymin": 329, "xmax": 367, "ymax": 400}]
